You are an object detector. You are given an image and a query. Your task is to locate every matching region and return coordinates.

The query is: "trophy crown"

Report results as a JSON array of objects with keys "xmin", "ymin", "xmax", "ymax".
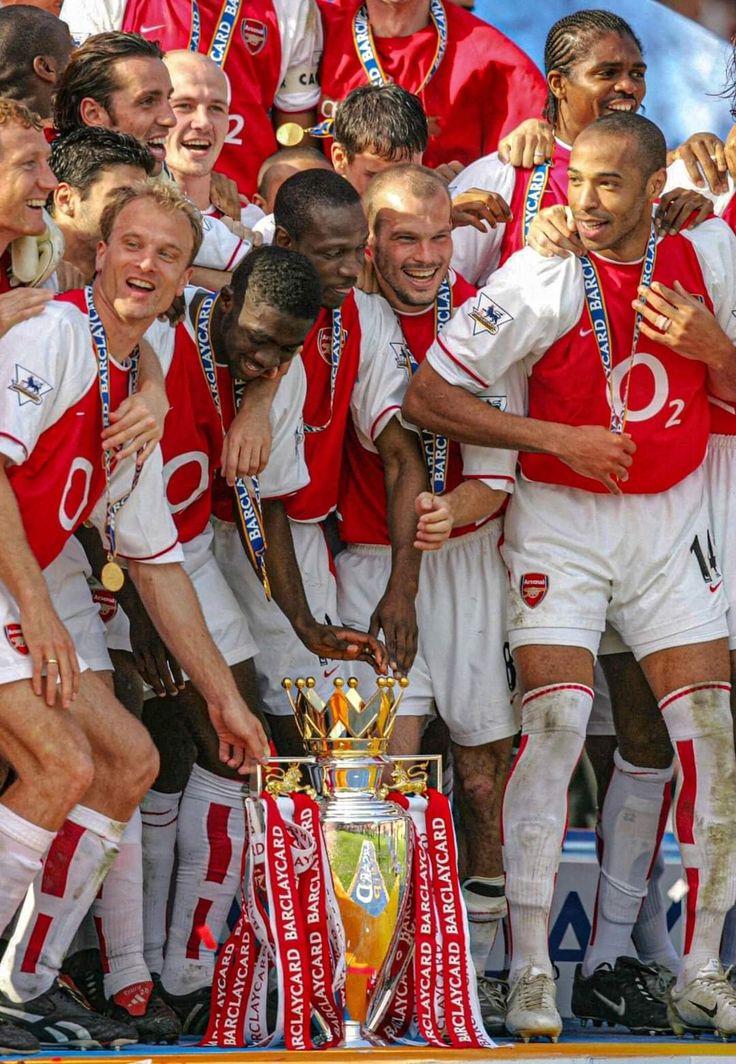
[{"xmin": 282, "ymin": 675, "xmax": 408, "ymax": 756}]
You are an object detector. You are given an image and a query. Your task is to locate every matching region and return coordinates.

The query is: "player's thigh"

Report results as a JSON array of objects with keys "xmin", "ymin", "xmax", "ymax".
[
  {"xmin": 71, "ymin": 668, "xmax": 158, "ymax": 777},
  {"xmin": 0, "ymin": 676, "xmax": 93, "ymax": 790}
]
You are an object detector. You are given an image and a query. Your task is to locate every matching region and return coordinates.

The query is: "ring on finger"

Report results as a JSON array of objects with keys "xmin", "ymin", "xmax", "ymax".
[
  {"xmin": 657, "ymin": 313, "xmax": 671, "ymax": 332},
  {"xmin": 46, "ymin": 657, "xmax": 58, "ymax": 664}
]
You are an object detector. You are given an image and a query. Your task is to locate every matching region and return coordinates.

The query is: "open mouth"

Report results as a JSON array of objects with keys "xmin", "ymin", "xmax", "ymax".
[
  {"xmin": 126, "ymin": 277, "xmax": 155, "ymax": 294},
  {"xmin": 26, "ymin": 198, "xmax": 46, "ymax": 210},
  {"xmin": 602, "ymin": 97, "xmax": 638, "ymax": 114},
  {"xmin": 403, "ymin": 266, "xmax": 441, "ymax": 284},
  {"xmin": 147, "ymin": 136, "xmax": 167, "ymax": 161},
  {"xmin": 576, "ymin": 217, "xmax": 609, "ymax": 238},
  {"xmin": 181, "ymin": 139, "xmax": 213, "ymax": 155}
]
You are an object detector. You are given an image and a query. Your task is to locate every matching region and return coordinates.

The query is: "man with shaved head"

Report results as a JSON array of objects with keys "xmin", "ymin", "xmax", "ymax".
[
  {"xmin": 0, "ymin": 3, "xmax": 73, "ymax": 120},
  {"xmin": 341, "ymin": 163, "xmax": 519, "ymax": 1033}
]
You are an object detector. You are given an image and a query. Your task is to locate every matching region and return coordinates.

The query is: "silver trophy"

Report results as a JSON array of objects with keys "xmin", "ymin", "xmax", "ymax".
[{"xmin": 278, "ymin": 675, "xmax": 417, "ymax": 1046}]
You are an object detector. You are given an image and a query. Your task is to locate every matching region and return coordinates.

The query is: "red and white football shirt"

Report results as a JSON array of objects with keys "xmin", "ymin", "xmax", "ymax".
[
  {"xmin": 60, "ymin": 0, "xmax": 322, "ymax": 198},
  {"xmin": 450, "ymin": 140, "xmax": 572, "ymax": 286},
  {"xmin": 664, "ymin": 158, "xmax": 736, "ymax": 435},
  {"xmin": 338, "ymin": 269, "xmax": 515, "ymax": 545},
  {"xmin": 318, "ymin": 0, "xmax": 545, "ymax": 170},
  {"xmin": 284, "ymin": 288, "xmax": 408, "ymax": 523},
  {"xmin": 144, "ymin": 290, "xmax": 307, "ymax": 535},
  {"xmin": 0, "ymin": 295, "xmax": 181, "ymax": 570},
  {"xmin": 429, "ymin": 220, "xmax": 736, "ymax": 494}
]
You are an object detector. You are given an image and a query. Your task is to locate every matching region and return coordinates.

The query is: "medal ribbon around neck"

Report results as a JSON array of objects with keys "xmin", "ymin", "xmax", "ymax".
[
  {"xmin": 522, "ymin": 162, "xmax": 551, "ymax": 244},
  {"xmin": 398, "ymin": 278, "xmax": 451, "ymax": 494},
  {"xmin": 353, "ymin": 0, "xmax": 448, "ymax": 95},
  {"xmin": 189, "ymin": 0, "xmax": 243, "ymax": 66},
  {"xmin": 194, "ymin": 291, "xmax": 271, "ymax": 599},
  {"xmin": 304, "ymin": 307, "xmax": 342, "ymax": 434},
  {"xmin": 86, "ymin": 285, "xmax": 141, "ymax": 589},
  {"xmin": 579, "ymin": 225, "xmax": 657, "ymax": 434}
]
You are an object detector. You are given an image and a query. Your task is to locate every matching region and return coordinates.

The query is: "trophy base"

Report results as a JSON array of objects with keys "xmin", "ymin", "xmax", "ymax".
[{"xmin": 343, "ymin": 1019, "xmax": 386, "ymax": 1047}]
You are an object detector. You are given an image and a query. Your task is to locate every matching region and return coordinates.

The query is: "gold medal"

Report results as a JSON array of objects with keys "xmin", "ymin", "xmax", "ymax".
[
  {"xmin": 276, "ymin": 122, "xmax": 305, "ymax": 148},
  {"xmin": 101, "ymin": 560, "xmax": 125, "ymax": 592}
]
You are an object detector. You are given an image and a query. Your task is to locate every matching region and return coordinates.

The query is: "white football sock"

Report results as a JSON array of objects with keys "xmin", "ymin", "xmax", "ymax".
[
  {"xmin": 582, "ymin": 752, "xmax": 673, "ymax": 976},
  {"xmin": 0, "ymin": 804, "xmax": 125, "ymax": 1001},
  {"xmin": 140, "ymin": 788, "xmax": 181, "ymax": 976},
  {"xmin": 161, "ymin": 766, "xmax": 245, "ymax": 996},
  {"xmin": 0, "ymin": 805, "xmax": 55, "ymax": 939},
  {"xmin": 632, "ymin": 850, "xmax": 680, "ymax": 972},
  {"xmin": 91, "ymin": 809, "xmax": 151, "ymax": 1001},
  {"xmin": 462, "ymin": 876, "xmax": 506, "ymax": 976},
  {"xmin": 503, "ymin": 683, "xmax": 593, "ymax": 984},
  {"xmin": 658, "ymin": 683, "xmax": 736, "ymax": 989}
]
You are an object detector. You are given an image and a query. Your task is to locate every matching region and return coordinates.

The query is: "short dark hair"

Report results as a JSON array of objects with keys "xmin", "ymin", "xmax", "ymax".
[
  {"xmin": 578, "ymin": 112, "xmax": 666, "ymax": 177},
  {"xmin": 544, "ymin": 10, "xmax": 643, "ymax": 124},
  {"xmin": 333, "ymin": 84, "xmax": 428, "ymax": 161},
  {"xmin": 99, "ymin": 181, "xmax": 203, "ymax": 265},
  {"xmin": 49, "ymin": 127, "xmax": 155, "ymax": 198},
  {"xmin": 0, "ymin": 5, "xmax": 70, "ymax": 105},
  {"xmin": 229, "ymin": 245, "xmax": 321, "ymax": 324},
  {"xmin": 274, "ymin": 168, "xmax": 362, "ymax": 242},
  {"xmin": 54, "ymin": 32, "xmax": 164, "ymax": 134}
]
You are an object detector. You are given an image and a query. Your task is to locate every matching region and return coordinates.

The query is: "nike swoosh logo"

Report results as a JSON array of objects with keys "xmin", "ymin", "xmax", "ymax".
[
  {"xmin": 323, "ymin": 665, "xmax": 339, "ymax": 679},
  {"xmin": 592, "ymin": 990, "xmax": 626, "ymax": 1016},
  {"xmin": 709, "ymin": 580, "xmax": 723, "ymax": 593},
  {"xmin": 579, "ymin": 327, "xmax": 593, "ymax": 338},
  {"xmin": 141, "ymin": 23, "xmax": 165, "ymax": 33},
  {"xmin": 691, "ymin": 999, "xmax": 718, "ymax": 1018}
]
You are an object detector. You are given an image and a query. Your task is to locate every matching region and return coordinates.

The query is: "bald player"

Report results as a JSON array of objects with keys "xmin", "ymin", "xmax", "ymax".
[{"xmin": 0, "ymin": 3, "xmax": 73, "ymax": 122}]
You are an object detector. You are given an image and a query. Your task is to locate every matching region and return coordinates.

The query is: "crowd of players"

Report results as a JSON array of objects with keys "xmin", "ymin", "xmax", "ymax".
[{"xmin": 0, "ymin": 0, "xmax": 734, "ymax": 1052}]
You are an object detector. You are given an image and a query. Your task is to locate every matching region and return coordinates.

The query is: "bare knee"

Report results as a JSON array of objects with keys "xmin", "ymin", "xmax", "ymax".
[{"xmin": 452, "ymin": 738, "xmax": 513, "ymax": 807}]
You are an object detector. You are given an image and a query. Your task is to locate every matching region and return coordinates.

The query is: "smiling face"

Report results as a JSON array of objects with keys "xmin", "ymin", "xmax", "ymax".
[
  {"xmin": 370, "ymin": 186, "xmax": 452, "ymax": 312},
  {"xmin": 550, "ymin": 32, "xmax": 646, "ymax": 144},
  {"xmin": 94, "ymin": 197, "xmax": 193, "ymax": 324},
  {"xmin": 62, "ymin": 162, "xmax": 149, "ymax": 247},
  {"xmin": 568, "ymin": 130, "xmax": 664, "ymax": 261},
  {"xmin": 164, "ymin": 52, "xmax": 229, "ymax": 179},
  {"xmin": 220, "ymin": 287, "xmax": 311, "ymax": 381},
  {"xmin": 0, "ymin": 122, "xmax": 57, "ymax": 241},
  {"xmin": 104, "ymin": 56, "xmax": 175, "ymax": 169},
  {"xmin": 280, "ymin": 201, "xmax": 368, "ymax": 310}
]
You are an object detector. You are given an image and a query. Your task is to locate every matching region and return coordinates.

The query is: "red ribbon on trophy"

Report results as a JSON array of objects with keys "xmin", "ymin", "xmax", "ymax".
[
  {"xmin": 201, "ymin": 792, "xmax": 345, "ymax": 1050},
  {"xmin": 371, "ymin": 789, "xmax": 496, "ymax": 1049}
]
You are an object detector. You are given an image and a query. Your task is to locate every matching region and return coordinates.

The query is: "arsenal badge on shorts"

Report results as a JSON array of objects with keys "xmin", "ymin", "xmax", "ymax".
[
  {"xmin": 241, "ymin": 17, "xmax": 267, "ymax": 55},
  {"xmin": 4, "ymin": 623, "xmax": 29, "ymax": 655},
  {"xmin": 520, "ymin": 573, "xmax": 548, "ymax": 608}
]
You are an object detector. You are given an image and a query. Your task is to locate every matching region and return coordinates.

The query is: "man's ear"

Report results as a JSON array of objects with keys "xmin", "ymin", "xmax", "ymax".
[
  {"xmin": 219, "ymin": 283, "xmax": 234, "ymax": 313},
  {"xmin": 331, "ymin": 141, "xmax": 348, "ymax": 176},
  {"xmin": 79, "ymin": 96, "xmax": 112, "ymax": 129},
  {"xmin": 273, "ymin": 225, "xmax": 292, "ymax": 249},
  {"xmin": 53, "ymin": 183, "xmax": 76, "ymax": 217},
  {"xmin": 33, "ymin": 55, "xmax": 57, "ymax": 85}
]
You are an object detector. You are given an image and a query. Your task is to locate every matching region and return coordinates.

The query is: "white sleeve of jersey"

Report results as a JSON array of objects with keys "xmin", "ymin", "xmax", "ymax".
[
  {"xmin": 426, "ymin": 248, "xmax": 582, "ymax": 393},
  {"xmin": 195, "ymin": 214, "xmax": 248, "ymax": 272},
  {"xmin": 88, "ymin": 445, "xmax": 183, "ymax": 564},
  {"xmin": 449, "ymin": 153, "xmax": 517, "ymax": 286},
  {"xmin": 259, "ymin": 355, "xmax": 309, "ymax": 499},
  {"xmin": 60, "ymin": 0, "xmax": 123, "ymax": 41},
  {"xmin": 350, "ymin": 291, "xmax": 412, "ymax": 453},
  {"xmin": 143, "ymin": 318, "xmax": 177, "ymax": 377},
  {"xmin": 686, "ymin": 218, "xmax": 736, "ymax": 341},
  {"xmin": 664, "ymin": 158, "xmax": 736, "ymax": 217},
  {"xmin": 273, "ymin": 0, "xmax": 322, "ymax": 112},
  {"xmin": 459, "ymin": 365, "xmax": 528, "ymax": 492},
  {"xmin": 241, "ymin": 202, "xmax": 266, "ymax": 229},
  {"xmin": 253, "ymin": 213, "xmax": 275, "ymax": 245},
  {"xmin": 0, "ymin": 304, "xmax": 95, "ymax": 466}
]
